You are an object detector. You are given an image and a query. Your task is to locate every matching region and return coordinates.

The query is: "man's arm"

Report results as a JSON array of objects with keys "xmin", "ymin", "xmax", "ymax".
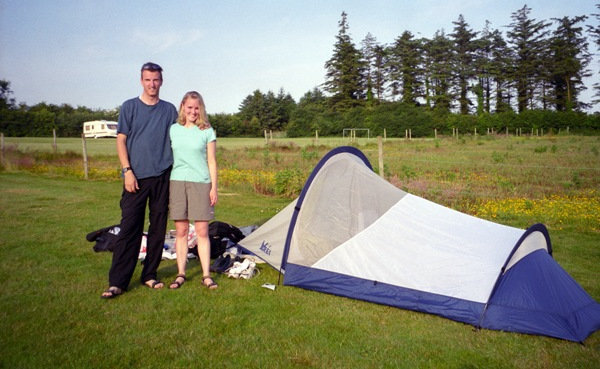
[{"xmin": 117, "ymin": 133, "xmax": 138, "ymax": 192}]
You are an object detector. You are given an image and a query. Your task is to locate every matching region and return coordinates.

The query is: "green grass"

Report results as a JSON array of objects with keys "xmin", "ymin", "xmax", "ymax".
[
  {"xmin": 0, "ymin": 171, "xmax": 599, "ymax": 369},
  {"xmin": 1, "ymin": 135, "xmax": 599, "ymax": 368},
  {"xmin": 2, "ymin": 136, "xmax": 366, "ymax": 154}
]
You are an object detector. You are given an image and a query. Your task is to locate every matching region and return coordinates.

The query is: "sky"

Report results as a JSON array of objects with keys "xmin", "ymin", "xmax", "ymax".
[{"xmin": 0, "ymin": 0, "xmax": 598, "ymax": 114}]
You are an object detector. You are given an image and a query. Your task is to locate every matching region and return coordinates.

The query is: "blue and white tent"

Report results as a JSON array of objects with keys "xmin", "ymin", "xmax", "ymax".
[{"xmin": 238, "ymin": 146, "xmax": 600, "ymax": 342}]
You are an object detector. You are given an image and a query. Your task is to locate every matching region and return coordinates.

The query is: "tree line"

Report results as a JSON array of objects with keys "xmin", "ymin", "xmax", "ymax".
[
  {"xmin": 0, "ymin": 80, "xmax": 119, "ymax": 137},
  {"xmin": 1, "ymin": 5, "xmax": 600, "ymax": 138}
]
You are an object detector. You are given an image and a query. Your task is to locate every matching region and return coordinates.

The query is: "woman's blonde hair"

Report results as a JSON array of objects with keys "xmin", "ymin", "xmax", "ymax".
[{"xmin": 177, "ymin": 91, "xmax": 210, "ymax": 129}]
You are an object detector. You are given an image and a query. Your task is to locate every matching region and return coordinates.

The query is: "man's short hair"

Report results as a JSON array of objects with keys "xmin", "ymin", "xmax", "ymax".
[{"xmin": 140, "ymin": 62, "xmax": 163, "ymax": 79}]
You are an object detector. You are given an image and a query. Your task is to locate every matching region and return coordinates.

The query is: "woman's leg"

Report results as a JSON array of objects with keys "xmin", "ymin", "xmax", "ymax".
[
  {"xmin": 194, "ymin": 220, "xmax": 216, "ymax": 288},
  {"xmin": 170, "ymin": 220, "xmax": 189, "ymax": 288}
]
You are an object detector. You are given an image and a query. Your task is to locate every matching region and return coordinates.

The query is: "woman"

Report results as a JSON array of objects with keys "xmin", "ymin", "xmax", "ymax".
[{"xmin": 168, "ymin": 91, "xmax": 218, "ymax": 289}]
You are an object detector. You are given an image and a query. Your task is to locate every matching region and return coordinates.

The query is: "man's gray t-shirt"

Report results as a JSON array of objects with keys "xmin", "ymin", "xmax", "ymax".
[{"xmin": 117, "ymin": 97, "xmax": 178, "ymax": 179}]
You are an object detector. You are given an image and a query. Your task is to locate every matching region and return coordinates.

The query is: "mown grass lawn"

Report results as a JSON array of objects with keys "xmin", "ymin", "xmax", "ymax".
[{"xmin": 0, "ymin": 135, "xmax": 599, "ymax": 368}]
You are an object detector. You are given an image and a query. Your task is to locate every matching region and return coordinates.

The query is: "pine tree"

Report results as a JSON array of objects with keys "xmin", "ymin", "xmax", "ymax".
[
  {"xmin": 487, "ymin": 29, "xmax": 514, "ymax": 113},
  {"xmin": 238, "ymin": 89, "xmax": 296, "ymax": 132},
  {"xmin": 324, "ymin": 12, "xmax": 366, "ymax": 110},
  {"xmin": 506, "ymin": 5, "xmax": 551, "ymax": 112},
  {"xmin": 388, "ymin": 31, "xmax": 424, "ymax": 105},
  {"xmin": 361, "ymin": 32, "xmax": 379, "ymax": 105},
  {"xmin": 587, "ymin": 4, "xmax": 600, "ymax": 104},
  {"xmin": 549, "ymin": 15, "xmax": 591, "ymax": 111},
  {"xmin": 0, "ymin": 80, "xmax": 16, "ymax": 112},
  {"xmin": 372, "ymin": 44, "xmax": 388, "ymax": 101},
  {"xmin": 450, "ymin": 15, "xmax": 478, "ymax": 114},
  {"xmin": 274, "ymin": 88, "xmax": 297, "ymax": 130},
  {"xmin": 423, "ymin": 30, "xmax": 455, "ymax": 112},
  {"xmin": 473, "ymin": 21, "xmax": 494, "ymax": 114}
]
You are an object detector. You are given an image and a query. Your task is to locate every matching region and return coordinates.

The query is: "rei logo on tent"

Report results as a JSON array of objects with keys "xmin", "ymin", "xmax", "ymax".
[{"xmin": 259, "ymin": 241, "xmax": 272, "ymax": 255}]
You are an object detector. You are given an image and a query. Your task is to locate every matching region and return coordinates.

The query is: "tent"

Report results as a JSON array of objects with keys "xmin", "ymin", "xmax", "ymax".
[{"xmin": 238, "ymin": 146, "xmax": 600, "ymax": 342}]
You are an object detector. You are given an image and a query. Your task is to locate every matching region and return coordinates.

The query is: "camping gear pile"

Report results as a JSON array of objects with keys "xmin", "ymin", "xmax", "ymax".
[{"xmin": 87, "ymin": 221, "xmax": 260, "ymax": 278}]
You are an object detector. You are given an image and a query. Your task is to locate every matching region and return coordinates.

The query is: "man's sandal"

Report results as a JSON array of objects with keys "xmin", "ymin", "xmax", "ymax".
[
  {"xmin": 202, "ymin": 276, "xmax": 218, "ymax": 290},
  {"xmin": 101, "ymin": 286, "xmax": 123, "ymax": 299},
  {"xmin": 169, "ymin": 274, "xmax": 186, "ymax": 289},
  {"xmin": 144, "ymin": 279, "xmax": 164, "ymax": 289}
]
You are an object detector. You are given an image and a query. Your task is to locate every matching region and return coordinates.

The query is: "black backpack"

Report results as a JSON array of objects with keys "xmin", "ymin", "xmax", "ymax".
[
  {"xmin": 205, "ymin": 221, "xmax": 245, "ymax": 258},
  {"xmin": 86, "ymin": 224, "xmax": 120, "ymax": 252}
]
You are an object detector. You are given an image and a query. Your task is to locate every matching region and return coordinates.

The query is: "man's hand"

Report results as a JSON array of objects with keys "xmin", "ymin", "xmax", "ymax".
[{"xmin": 123, "ymin": 171, "xmax": 139, "ymax": 193}]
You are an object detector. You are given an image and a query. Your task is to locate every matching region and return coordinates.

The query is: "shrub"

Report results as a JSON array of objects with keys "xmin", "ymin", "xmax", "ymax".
[{"xmin": 274, "ymin": 168, "xmax": 306, "ymax": 197}]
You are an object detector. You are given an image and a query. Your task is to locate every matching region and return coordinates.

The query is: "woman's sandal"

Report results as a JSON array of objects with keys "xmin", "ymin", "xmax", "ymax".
[
  {"xmin": 101, "ymin": 286, "xmax": 123, "ymax": 299},
  {"xmin": 202, "ymin": 275, "xmax": 218, "ymax": 290},
  {"xmin": 144, "ymin": 279, "xmax": 164, "ymax": 289},
  {"xmin": 169, "ymin": 274, "xmax": 186, "ymax": 289}
]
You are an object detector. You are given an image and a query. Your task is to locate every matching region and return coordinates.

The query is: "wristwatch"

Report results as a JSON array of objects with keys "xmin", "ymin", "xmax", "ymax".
[{"xmin": 121, "ymin": 167, "xmax": 132, "ymax": 176}]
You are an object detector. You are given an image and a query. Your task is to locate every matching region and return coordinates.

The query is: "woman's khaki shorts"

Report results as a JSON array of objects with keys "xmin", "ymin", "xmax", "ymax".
[{"xmin": 169, "ymin": 180, "xmax": 214, "ymax": 221}]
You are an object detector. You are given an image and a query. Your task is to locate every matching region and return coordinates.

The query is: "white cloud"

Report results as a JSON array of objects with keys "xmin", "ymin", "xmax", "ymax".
[{"xmin": 130, "ymin": 28, "xmax": 204, "ymax": 54}]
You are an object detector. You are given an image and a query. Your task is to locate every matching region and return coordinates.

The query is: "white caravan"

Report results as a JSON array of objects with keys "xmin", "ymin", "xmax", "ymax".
[{"xmin": 83, "ymin": 120, "xmax": 118, "ymax": 138}]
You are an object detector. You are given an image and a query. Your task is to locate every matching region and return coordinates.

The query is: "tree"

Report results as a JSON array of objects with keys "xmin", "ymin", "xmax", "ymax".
[
  {"xmin": 323, "ymin": 12, "xmax": 366, "ymax": 110},
  {"xmin": 0, "ymin": 80, "xmax": 16, "ymax": 109},
  {"xmin": 361, "ymin": 32, "xmax": 378, "ymax": 105},
  {"xmin": 549, "ymin": 15, "xmax": 590, "ymax": 111},
  {"xmin": 274, "ymin": 88, "xmax": 297, "ymax": 130},
  {"xmin": 449, "ymin": 15, "xmax": 478, "ymax": 114},
  {"xmin": 360, "ymin": 33, "xmax": 388, "ymax": 105},
  {"xmin": 587, "ymin": 4, "xmax": 600, "ymax": 104},
  {"xmin": 238, "ymin": 90, "xmax": 264, "ymax": 120},
  {"xmin": 488, "ymin": 28, "xmax": 514, "ymax": 112},
  {"xmin": 238, "ymin": 88, "xmax": 296, "ymax": 133},
  {"xmin": 423, "ymin": 30, "xmax": 455, "ymax": 112},
  {"xmin": 388, "ymin": 31, "xmax": 424, "ymax": 105},
  {"xmin": 473, "ymin": 21, "xmax": 494, "ymax": 114},
  {"xmin": 371, "ymin": 45, "xmax": 387, "ymax": 101},
  {"xmin": 287, "ymin": 88, "xmax": 330, "ymax": 137},
  {"xmin": 506, "ymin": 5, "xmax": 551, "ymax": 112}
]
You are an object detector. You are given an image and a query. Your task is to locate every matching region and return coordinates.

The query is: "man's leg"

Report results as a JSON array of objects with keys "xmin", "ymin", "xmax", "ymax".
[
  {"xmin": 108, "ymin": 186, "xmax": 148, "ymax": 290},
  {"xmin": 141, "ymin": 171, "xmax": 170, "ymax": 284}
]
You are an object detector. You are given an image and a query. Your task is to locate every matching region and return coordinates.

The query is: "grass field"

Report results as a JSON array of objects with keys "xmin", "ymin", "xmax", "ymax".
[{"xmin": 0, "ymin": 135, "xmax": 599, "ymax": 368}]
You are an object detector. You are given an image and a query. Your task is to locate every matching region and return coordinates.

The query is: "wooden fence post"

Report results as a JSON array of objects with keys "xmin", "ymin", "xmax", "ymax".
[
  {"xmin": 377, "ymin": 136, "xmax": 384, "ymax": 179},
  {"xmin": 52, "ymin": 129, "xmax": 57, "ymax": 153},
  {"xmin": 1, "ymin": 132, "xmax": 4, "ymax": 165},
  {"xmin": 81, "ymin": 133, "xmax": 89, "ymax": 180}
]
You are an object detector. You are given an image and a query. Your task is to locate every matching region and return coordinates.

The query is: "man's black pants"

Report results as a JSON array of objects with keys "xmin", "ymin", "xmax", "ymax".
[{"xmin": 109, "ymin": 170, "xmax": 170, "ymax": 290}]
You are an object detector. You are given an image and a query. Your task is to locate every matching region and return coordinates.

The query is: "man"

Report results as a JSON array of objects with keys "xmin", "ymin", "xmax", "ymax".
[{"xmin": 101, "ymin": 62, "xmax": 178, "ymax": 298}]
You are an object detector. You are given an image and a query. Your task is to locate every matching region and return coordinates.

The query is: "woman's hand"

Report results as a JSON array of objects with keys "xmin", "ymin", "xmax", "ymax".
[{"xmin": 210, "ymin": 187, "xmax": 218, "ymax": 206}]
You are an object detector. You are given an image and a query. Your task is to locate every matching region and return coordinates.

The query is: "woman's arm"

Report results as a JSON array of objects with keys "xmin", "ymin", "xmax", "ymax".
[{"xmin": 207, "ymin": 140, "xmax": 218, "ymax": 206}]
